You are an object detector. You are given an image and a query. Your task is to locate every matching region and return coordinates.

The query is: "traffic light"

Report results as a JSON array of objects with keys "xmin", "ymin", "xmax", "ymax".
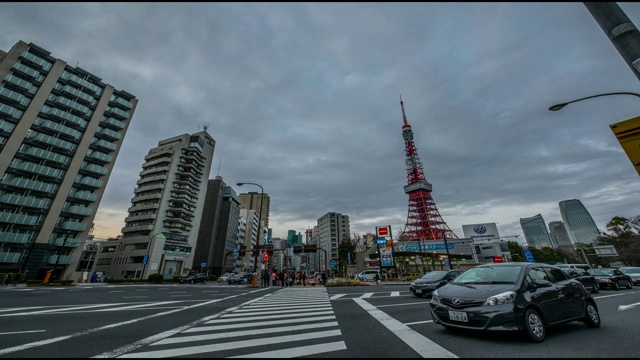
[{"xmin": 263, "ymin": 252, "xmax": 269, "ymax": 261}]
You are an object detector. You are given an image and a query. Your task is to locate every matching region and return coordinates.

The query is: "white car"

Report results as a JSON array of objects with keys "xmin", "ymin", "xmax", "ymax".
[
  {"xmin": 356, "ymin": 270, "xmax": 380, "ymax": 281},
  {"xmin": 218, "ymin": 272, "xmax": 236, "ymax": 282}
]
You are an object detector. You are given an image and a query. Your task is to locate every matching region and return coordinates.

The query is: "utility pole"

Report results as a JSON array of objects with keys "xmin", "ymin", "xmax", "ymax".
[{"xmin": 584, "ymin": 2, "xmax": 640, "ymax": 82}]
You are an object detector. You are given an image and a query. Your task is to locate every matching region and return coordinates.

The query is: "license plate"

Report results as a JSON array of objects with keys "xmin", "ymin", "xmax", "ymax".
[
  {"xmin": 415, "ymin": 289, "xmax": 422, "ymax": 294},
  {"xmin": 448, "ymin": 311, "xmax": 468, "ymax": 322}
]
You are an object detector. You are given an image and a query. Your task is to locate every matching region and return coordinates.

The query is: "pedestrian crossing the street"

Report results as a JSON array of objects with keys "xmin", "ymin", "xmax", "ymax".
[{"xmin": 112, "ymin": 287, "xmax": 346, "ymax": 358}]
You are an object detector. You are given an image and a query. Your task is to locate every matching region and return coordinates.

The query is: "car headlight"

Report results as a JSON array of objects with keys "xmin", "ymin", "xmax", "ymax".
[
  {"xmin": 431, "ymin": 289, "xmax": 440, "ymax": 303},
  {"xmin": 483, "ymin": 291, "xmax": 516, "ymax": 306}
]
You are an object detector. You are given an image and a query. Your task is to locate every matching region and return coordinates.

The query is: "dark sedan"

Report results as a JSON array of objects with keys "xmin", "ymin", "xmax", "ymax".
[
  {"xmin": 619, "ymin": 267, "xmax": 640, "ymax": 286},
  {"xmin": 429, "ymin": 262, "xmax": 600, "ymax": 343},
  {"xmin": 179, "ymin": 273, "xmax": 208, "ymax": 284},
  {"xmin": 587, "ymin": 268, "xmax": 633, "ymax": 290},
  {"xmin": 409, "ymin": 270, "xmax": 464, "ymax": 297},
  {"xmin": 562, "ymin": 268, "xmax": 599, "ymax": 293}
]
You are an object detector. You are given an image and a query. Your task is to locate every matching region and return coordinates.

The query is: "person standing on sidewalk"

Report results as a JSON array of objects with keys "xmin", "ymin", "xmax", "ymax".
[
  {"xmin": 302, "ymin": 272, "xmax": 307, "ymax": 286},
  {"xmin": 321, "ymin": 271, "xmax": 327, "ymax": 286},
  {"xmin": 271, "ymin": 271, "xmax": 277, "ymax": 286}
]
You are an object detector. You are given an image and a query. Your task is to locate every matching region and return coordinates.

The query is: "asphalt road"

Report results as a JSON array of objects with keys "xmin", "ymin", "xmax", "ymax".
[{"xmin": 0, "ymin": 282, "xmax": 638, "ymax": 358}]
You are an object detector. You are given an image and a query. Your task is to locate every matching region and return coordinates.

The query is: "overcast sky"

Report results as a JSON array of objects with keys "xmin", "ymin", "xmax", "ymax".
[{"xmin": 3, "ymin": 3, "xmax": 640, "ymax": 244}]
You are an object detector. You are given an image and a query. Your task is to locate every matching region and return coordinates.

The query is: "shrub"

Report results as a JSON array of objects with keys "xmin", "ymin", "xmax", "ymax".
[
  {"xmin": 147, "ymin": 274, "xmax": 164, "ymax": 283},
  {"xmin": 208, "ymin": 274, "xmax": 217, "ymax": 281},
  {"xmin": 168, "ymin": 275, "xmax": 181, "ymax": 283}
]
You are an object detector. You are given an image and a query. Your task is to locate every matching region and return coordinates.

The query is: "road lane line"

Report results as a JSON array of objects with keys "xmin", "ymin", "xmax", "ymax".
[
  {"xmin": 377, "ymin": 302, "xmax": 429, "ymax": 308},
  {"xmin": 405, "ymin": 320, "xmax": 434, "ymax": 326},
  {"xmin": 618, "ymin": 301, "xmax": 640, "ymax": 311},
  {"xmin": 221, "ymin": 308, "xmax": 333, "ymax": 318},
  {"xmin": 91, "ymin": 288, "xmax": 277, "ymax": 358},
  {"xmin": 391, "ymin": 291, "xmax": 400, "ymax": 297},
  {"xmin": 353, "ymin": 298, "xmax": 457, "ymax": 358},
  {"xmin": 207, "ymin": 311, "xmax": 335, "ymax": 324},
  {"xmin": 234, "ymin": 303, "xmax": 330, "ymax": 312},
  {"xmin": 0, "ymin": 289, "xmax": 268, "ymax": 357},
  {"xmin": 229, "ymin": 341, "xmax": 347, "ymax": 358},
  {"xmin": 0, "ymin": 303, "xmax": 122, "ymax": 316},
  {"xmin": 0, "ymin": 330, "xmax": 46, "ymax": 335},
  {"xmin": 359, "ymin": 293, "xmax": 374, "ymax": 298},
  {"xmin": 109, "ymin": 291, "xmax": 124, "ymax": 293},
  {"xmin": 593, "ymin": 293, "xmax": 628, "ymax": 299},
  {"xmin": 123, "ymin": 296, "xmax": 148, "ymax": 299},
  {"xmin": 117, "ymin": 330, "xmax": 342, "ymax": 358},
  {"xmin": 152, "ymin": 321, "xmax": 339, "ymax": 346},
  {"xmin": 188, "ymin": 315, "xmax": 336, "ymax": 333},
  {"xmin": 93, "ymin": 302, "xmax": 180, "ymax": 312}
]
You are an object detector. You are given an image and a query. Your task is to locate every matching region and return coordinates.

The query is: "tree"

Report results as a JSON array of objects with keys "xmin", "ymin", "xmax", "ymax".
[
  {"xmin": 605, "ymin": 216, "xmax": 634, "ymax": 238},
  {"xmin": 506, "ymin": 241, "xmax": 524, "ymax": 262},
  {"xmin": 337, "ymin": 234, "xmax": 357, "ymax": 277},
  {"xmin": 597, "ymin": 216, "xmax": 640, "ymax": 267}
]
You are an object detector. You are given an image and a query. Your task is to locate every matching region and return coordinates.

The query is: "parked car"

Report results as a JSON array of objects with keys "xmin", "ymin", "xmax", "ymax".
[
  {"xmin": 619, "ymin": 267, "xmax": 640, "ymax": 286},
  {"xmin": 587, "ymin": 268, "xmax": 633, "ymax": 290},
  {"xmin": 556, "ymin": 264, "xmax": 591, "ymax": 271},
  {"xmin": 179, "ymin": 273, "xmax": 208, "ymax": 284},
  {"xmin": 218, "ymin": 272, "xmax": 236, "ymax": 282},
  {"xmin": 227, "ymin": 273, "xmax": 250, "ymax": 285},
  {"xmin": 356, "ymin": 270, "xmax": 381, "ymax": 282},
  {"xmin": 562, "ymin": 268, "xmax": 599, "ymax": 293},
  {"xmin": 429, "ymin": 262, "xmax": 600, "ymax": 343},
  {"xmin": 409, "ymin": 270, "xmax": 464, "ymax": 297}
]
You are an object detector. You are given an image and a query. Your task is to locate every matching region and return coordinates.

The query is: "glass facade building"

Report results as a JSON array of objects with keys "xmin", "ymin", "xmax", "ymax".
[
  {"xmin": 520, "ymin": 214, "xmax": 556, "ymax": 249},
  {"xmin": 0, "ymin": 41, "xmax": 137, "ymax": 281},
  {"xmin": 548, "ymin": 221, "xmax": 572, "ymax": 248},
  {"xmin": 559, "ymin": 199, "xmax": 600, "ymax": 245}
]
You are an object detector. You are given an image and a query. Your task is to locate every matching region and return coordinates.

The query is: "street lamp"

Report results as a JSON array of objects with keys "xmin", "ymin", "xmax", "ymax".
[
  {"xmin": 236, "ymin": 182, "xmax": 264, "ymax": 287},
  {"xmin": 548, "ymin": 92, "xmax": 640, "ymax": 111}
]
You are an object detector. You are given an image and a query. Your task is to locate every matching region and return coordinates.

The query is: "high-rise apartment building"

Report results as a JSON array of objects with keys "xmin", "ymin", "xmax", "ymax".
[
  {"xmin": 238, "ymin": 209, "xmax": 259, "ymax": 272},
  {"xmin": 238, "ymin": 192, "xmax": 270, "ymax": 228},
  {"xmin": 0, "ymin": 40, "xmax": 137, "ymax": 281},
  {"xmin": 520, "ymin": 214, "xmax": 556, "ymax": 249},
  {"xmin": 559, "ymin": 199, "xmax": 600, "ymax": 245},
  {"xmin": 317, "ymin": 212, "xmax": 350, "ymax": 266},
  {"xmin": 94, "ymin": 131, "xmax": 215, "ymax": 280},
  {"xmin": 548, "ymin": 221, "xmax": 572, "ymax": 248},
  {"xmin": 193, "ymin": 176, "xmax": 241, "ymax": 276}
]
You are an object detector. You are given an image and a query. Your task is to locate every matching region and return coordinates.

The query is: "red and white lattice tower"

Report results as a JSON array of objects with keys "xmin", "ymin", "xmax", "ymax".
[{"xmin": 399, "ymin": 96, "xmax": 458, "ymax": 241}]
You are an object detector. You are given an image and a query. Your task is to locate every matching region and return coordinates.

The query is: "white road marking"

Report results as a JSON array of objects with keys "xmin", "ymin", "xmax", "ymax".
[
  {"xmin": 187, "ymin": 315, "xmax": 336, "ymax": 333},
  {"xmin": 353, "ymin": 298, "xmax": 457, "ymax": 358},
  {"xmin": 234, "ymin": 303, "xmax": 330, "ymax": 312},
  {"xmin": 377, "ymin": 302, "xmax": 429, "ymax": 308},
  {"xmin": 391, "ymin": 291, "xmax": 400, "ymax": 297},
  {"xmin": 0, "ymin": 290, "xmax": 265, "ymax": 356},
  {"xmin": 0, "ymin": 306, "xmax": 48, "ymax": 313},
  {"xmin": 329, "ymin": 294, "xmax": 346, "ymax": 300},
  {"xmin": 229, "ymin": 341, "xmax": 347, "ymax": 358},
  {"xmin": 109, "ymin": 291, "xmax": 124, "ymax": 293},
  {"xmin": 618, "ymin": 301, "xmax": 640, "ymax": 311},
  {"xmin": 221, "ymin": 308, "xmax": 333, "ymax": 318},
  {"xmin": 360, "ymin": 293, "xmax": 374, "ymax": 298},
  {"xmin": 152, "ymin": 321, "xmax": 339, "ymax": 346},
  {"xmin": 0, "ymin": 303, "xmax": 121, "ymax": 316},
  {"xmin": 93, "ymin": 302, "xmax": 180, "ymax": 312},
  {"xmin": 123, "ymin": 296, "xmax": 148, "ymax": 299},
  {"xmin": 593, "ymin": 293, "xmax": 627, "ymax": 299},
  {"xmin": 0, "ymin": 330, "xmax": 46, "ymax": 335},
  {"xmin": 208, "ymin": 311, "xmax": 335, "ymax": 324},
  {"xmin": 117, "ymin": 330, "xmax": 342, "ymax": 358},
  {"xmin": 405, "ymin": 320, "xmax": 434, "ymax": 326}
]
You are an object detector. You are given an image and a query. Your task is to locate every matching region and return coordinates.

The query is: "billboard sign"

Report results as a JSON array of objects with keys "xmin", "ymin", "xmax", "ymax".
[
  {"xmin": 462, "ymin": 223, "xmax": 500, "ymax": 243},
  {"xmin": 376, "ymin": 226, "xmax": 391, "ymax": 238}
]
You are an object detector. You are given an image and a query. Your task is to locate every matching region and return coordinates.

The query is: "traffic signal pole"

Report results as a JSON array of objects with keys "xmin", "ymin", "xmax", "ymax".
[{"xmin": 584, "ymin": 2, "xmax": 640, "ymax": 82}]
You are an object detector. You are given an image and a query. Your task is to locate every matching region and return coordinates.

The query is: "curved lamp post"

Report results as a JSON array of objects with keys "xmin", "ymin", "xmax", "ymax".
[
  {"xmin": 236, "ymin": 182, "xmax": 264, "ymax": 287},
  {"xmin": 142, "ymin": 231, "xmax": 165, "ymax": 279},
  {"xmin": 549, "ymin": 91, "xmax": 640, "ymax": 176},
  {"xmin": 548, "ymin": 92, "xmax": 640, "ymax": 111}
]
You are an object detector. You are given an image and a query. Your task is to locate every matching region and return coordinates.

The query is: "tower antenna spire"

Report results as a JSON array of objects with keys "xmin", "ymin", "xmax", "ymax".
[{"xmin": 400, "ymin": 94, "xmax": 409, "ymax": 126}]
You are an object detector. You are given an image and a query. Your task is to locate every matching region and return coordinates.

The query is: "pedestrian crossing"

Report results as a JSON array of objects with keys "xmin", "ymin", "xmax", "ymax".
[
  {"xmin": 114, "ymin": 287, "xmax": 347, "ymax": 358},
  {"xmin": 329, "ymin": 291, "xmax": 414, "ymax": 300},
  {"xmin": 0, "ymin": 300, "xmax": 193, "ymax": 316}
]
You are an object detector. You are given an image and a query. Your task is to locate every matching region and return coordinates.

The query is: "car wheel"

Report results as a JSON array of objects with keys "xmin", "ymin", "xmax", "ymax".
[
  {"xmin": 583, "ymin": 302, "xmax": 601, "ymax": 328},
  {"xmin": 190, "ymin": 280, "xmax": 195, "ymax": 284},
  {"xmin": 414, "ymin": 293, "xmax": 423, "ymax": 298},
  {"xmin": 524, "ymin": 309, "xmax": 546, "ymax": 343},
  {"xmin": 627, "ymin": 281, "xmax": 632, "ymax": 289},
  {"xmin": 613, "ymin": 282, "xmax": 620, "ymax": 290},
  {"xmin": 592, "ymin": 283, "xmax": 599, "ymax": 294}
]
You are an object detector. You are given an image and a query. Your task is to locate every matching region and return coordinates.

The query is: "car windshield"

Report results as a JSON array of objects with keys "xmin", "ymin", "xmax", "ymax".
[
  {"xmin": 452, "ymin": 266, "xmax": 522, "ymax": 284},
  {"xmin": 621, "ymin": 268, "xmax": 640, "ymax": 274},
  {"xmin": 587, "ymin": 269, "xmax": 613, "ymax": 276},
  {"xmin": 419, "ymin": 271, "xmax": 448, "ymax": 280}
]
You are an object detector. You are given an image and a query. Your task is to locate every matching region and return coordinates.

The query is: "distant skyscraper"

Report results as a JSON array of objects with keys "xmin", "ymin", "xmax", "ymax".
[
  {"xmin": 548, "ymin": 221, "xmax": 572, "ymax": 248},
  {"xmin": 520, "ymin": 214, "xmax": 556, "ymax": 249},
  {"xmin": 317, "ymin": 212, "xmax": 350, "ymax": 267},
  {"xmin": 559, "ymin": 199, "xmax": 600, "ymax": 245},
  {"xmin": 0, "ymin": 40, "xmax": 137, "ymax": 281},
  {"xmin": 94, "ymin": 131, "xmax": 215, "ymax": 280},
  {"xmin": 238, "ymin": 192, "xmax": 270, "ymax": 228}
]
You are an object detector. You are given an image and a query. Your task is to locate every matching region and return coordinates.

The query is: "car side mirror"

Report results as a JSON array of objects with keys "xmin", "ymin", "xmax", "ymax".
[{"xmin": 534, "ymin": 279, "xmax": 553, "ymax": 288}]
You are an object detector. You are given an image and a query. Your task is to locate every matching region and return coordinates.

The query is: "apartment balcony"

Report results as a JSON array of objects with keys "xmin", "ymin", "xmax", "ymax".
[
  {"xmin": 124, "ymin": 213, "xmax": 157, "ymax": 223},
  {"xmin": 0, "ymin": 211, "xmax": 41, "ymax": 226},
  {"xmin": 13, "ymin": 160, "xmax": 64, "ymax": 179},
  {"xmin": 0, "ymin": 252, "xmax": 21, "ymax": 263},
  {"xmin": 91, "ymin": 139, "xmax": 117, "ymax": 152},
  {"xmin": 1, "ymin": 193, "xmax": 49, "ymax": 209},
  {"xmin": 136, "ymin": 174, "xmax": 167, "ymax": 186},
  {"xmin": 59, "ymin": 221, "xmax": 87, "ymax": 232},
  {"xmin": 53, "ymin": 237, "xmax": 82, "ymax": 247},
  {"xmin": 100, "ymin": 116, "xmax": 125, "ymax": 131},
  {"xmin": 134, "ymin": 184, "xmax": 165, "ymax": 194},
  {"xmin": 140, "ymin": 165, "xmax": 170, "ymax": 177},
  {"xmin": 86, "ymin": 151, "xmax": 112, "ymax": 163},
  {"xmin": 81, "ymin": 163, "xmax": 108, "ymax": 176},
  {"xmin": 64, "ymin": 205, "xmax": 93, "ymax": 216},
  {"xmin": 78, "ymin": 177, "xmax": 103, "ymax": 189},
  {"xmin": 0, "ymin": 231, "xmax": 31, "ymax": 244},
  {"xmin": 131, "ymin": 193, "xmax": 162, "ymax": 203},
  {"xmin": 122, "ymin": 224, "xmax": 154, "ymax": 233},
  {"xmin": 69, "ymin": 191, "xmax": 97, "ymax": 202},
  {"xmin": 47, "ymin": 254, "xmax": 74, "ymax": 265}
]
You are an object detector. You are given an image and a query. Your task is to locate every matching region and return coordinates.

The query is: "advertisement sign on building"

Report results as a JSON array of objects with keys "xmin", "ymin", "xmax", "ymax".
[
  {"xmin": 462, "ymin": 223, "xmax": 500, "ymax": 243},
  {"xmin": 380, "ymin": 248, "xmax": 394, "ymax": 267},
  {"xmin": 376, "ymin": 226, "xmax": 391, "ymax": 238}
]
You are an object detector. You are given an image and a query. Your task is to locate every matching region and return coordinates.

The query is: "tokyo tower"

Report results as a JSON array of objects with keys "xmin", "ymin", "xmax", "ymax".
[{"xmin": 399, "ymin": 96, "xmax": 458, "ymax": 241}]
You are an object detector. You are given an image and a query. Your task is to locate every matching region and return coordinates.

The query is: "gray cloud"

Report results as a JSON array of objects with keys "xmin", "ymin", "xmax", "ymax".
[{"xmin": 3, "ymin": 2, "xmax": 640, "ymax": 241}]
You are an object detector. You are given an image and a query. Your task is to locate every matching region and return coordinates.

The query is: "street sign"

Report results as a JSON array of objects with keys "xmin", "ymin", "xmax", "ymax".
[
  {"xmin": 201, "ymin": 262, "xmax": 206, "ymax": 268},
  {"xmin": 142, "ymin": 255, "xmax": 149, "ymax": 266},
  {"xmin": 523, "ymin": 249, "xmax": 535, "ymax": 263},
  {"xmin": 232, "ymin": 246, "xmax": 239, "ymax": 254},
  {"xmin": 376, "ymin": 238, "xmax": 387, "ymax": 245},
  {"xmin": 329, "ymin": 261, "xmax": 337, "ymax": 268}
]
